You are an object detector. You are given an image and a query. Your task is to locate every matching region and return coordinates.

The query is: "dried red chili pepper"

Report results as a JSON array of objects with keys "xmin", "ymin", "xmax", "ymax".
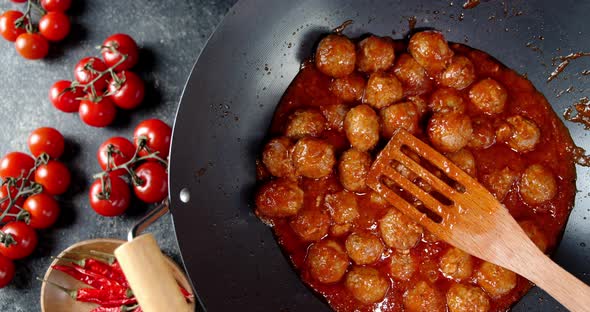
[
  {"xmin": 69, "ymin": 263, "xmax": 122, "ymax": 288},
  {"xmin": 89, "ymin": 303, "xmax": 138, "ymax": 312},
  {"xmin": 55, "ymin": 256, "xmax": 129, "ymax": 288},
  {"xmin": 52, "ymin": 265, "xmax": 110, "ymax": 290},
  {"xmin": 41, "ymin": 278, "xmax": 135, "ymax": 307}
]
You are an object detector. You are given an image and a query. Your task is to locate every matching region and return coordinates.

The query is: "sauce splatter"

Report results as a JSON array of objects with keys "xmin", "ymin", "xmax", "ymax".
[
  {"xmin": 463, "ymin": 0, "xmax": 480, "ymax": 9},
  {"xmin": 407, "ymin": 16, "xmax": 417, "ymax": 31},
  {"xmin": 548, "ymin": 52, "xmax": 590, "ymax": 82},
  {"xmin": 564, "ymin": 97, "xmax": 590, "ymax": 129},
  {"xmin": 567, "ymin": 145, "xmax": 590, "ymax": 167}
]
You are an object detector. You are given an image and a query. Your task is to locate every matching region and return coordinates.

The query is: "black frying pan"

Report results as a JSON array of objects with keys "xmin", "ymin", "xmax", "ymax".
[{"xmin": 162, "ymin": 0, "xmax": 590, "ymax": 310}]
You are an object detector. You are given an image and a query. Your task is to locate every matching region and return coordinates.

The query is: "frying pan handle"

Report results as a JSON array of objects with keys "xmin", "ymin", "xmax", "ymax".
[{"xmin": 128, "ymin": 200, "xmax": 170, "ymax": 240}]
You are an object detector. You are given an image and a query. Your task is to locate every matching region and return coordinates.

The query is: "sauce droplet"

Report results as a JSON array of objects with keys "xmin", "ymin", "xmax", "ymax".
[{"xmin": 462, "ymin": 0, "xmax": 480, "ymax": 9}]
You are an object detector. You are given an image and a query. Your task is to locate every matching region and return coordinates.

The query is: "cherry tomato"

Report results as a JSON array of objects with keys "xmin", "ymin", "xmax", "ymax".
[
  {"xmin": 0, "ymin": 185, "xmax": 24, "ymax": 224},
  {"xmin": 0, "ymin": 11, "xmax": 26, "ymax": 42},
  {"xmin": 97, "ymin": 137, "xmax": 135, "ymax": 175},
  {"xmin": 107, "ymin": 71, "xmax": 145, "ymax": 110},
  {"xmin": 40, "ymin": 0, "xmax": 71, "ymax": 12},
  {"xmin": 34, "ymin": 160, "xmax": 70, "ymax": 195},
  {"xmin": 15, "ymin": 33, "xmax": 49, "ymax": 60},
  {"xmin": 0, "ymin": 152, "xmax": 35, "ymax": 179},
  {"xmin": 89, "ymin": 174, "xmax": 130, "ymax": 217},
  {"xmin": 0, "ymin": 222, "xmax": 37, "ymax": 260},
  {"xmin": 0, "ymin": 254, "xmax": 14, "ymax": 288},
  {"xmin": 39, "ymin": 11, "xmax": 70, "ymax": 42},
  {"xmin": 101, "ymin": 33, "xmax": 139, "ymax": 71},
  {"xmin": 133, "ymin": 119, "xmax": 171, "ymax": 158},
  {"xmin": 79, "ymin": 97, "xmax": 117, "ymax": 127},
  {"xmin": 74, "ymin": 57, "xmax": 108, "ymax": 91},
  {"xmin": 22, "ymin": 193, "xmax": 59, "ymax": 229},
  {"xmin": 28, "ymin": 127, "xmax": 65, "ymax": 159},
  {"xmin": 49, "ymin": 80, "xmax": 84, "ymax": 113},
  {"xmin": 133, "ymin": 162, "xmax": 168, "ymax": 203}
]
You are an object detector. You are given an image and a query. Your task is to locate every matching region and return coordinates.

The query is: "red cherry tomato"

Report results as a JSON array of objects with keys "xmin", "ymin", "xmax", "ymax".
[
  {"xmin": 0, "ymin": 185, "xmax": 24, "ymax": 223},
  {"xmin": 74, "ymin": 57, "xmax": 108, "ymax": 91},
  {"xmin": 39, "ymin": 11, "xmax": 70, "ymax": 42},
  {"xmin": 28, "ymin": 127, "xmax": 65, "ymax": 159},
  {"xmin": 22, "ymin": 193, "xmax": 60, "ymax": 229},
  {"xmin": 89, "ymin": 174, "xmax": 130, "ymax": 217},
  {"xmin": 0, "ymin": 152, "xmax": 35, "ymax": 179},
  {"xmin": 0, "ymin": 222, "xmax": 37, "ymax": 260},
  {"xmin": 49, "ymin": 80, "xmax": 84, "ymax": 113},
  {"xmin": 133, "ymin": 119, "xmax": 171, "ymax": 158},
  {"xmin": 0, "ymin": 254, "xmax": 15, "ymax": 288},
  {"xmin": 34, "ymin": 160, "xmax": 70, "ymax": 195},
  {"xmin": 107, "ymin": 71, "xmax": 145, "ymax": 110},
  {"xmin": 0, "ymin": 11, "xmax": 26, "ymax": 42},
  {"xmin": 40, "ymin": 0, "xmax": 71, "ymax": 12},
  {"xmin": 97, "ymin": 137, "xmax": 135, "ymax": 175},
  {"xmin": 133, "ymin": 162, "xmax": 168, "ymax": 203},
  {"xmin": 15, "ymin": 33, "xmax": 49, "ymax": 60},
  {"xmin": 79, "ymin": 97, "xmax": 117, "ymax": 127},
  {"xmin": 101, "ymin": 34, "xmax": 139, "ymax": 71}
]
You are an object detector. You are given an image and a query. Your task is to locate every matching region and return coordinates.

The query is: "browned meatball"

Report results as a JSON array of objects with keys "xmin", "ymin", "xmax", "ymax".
[
  {"xmin": 468, "ymin": 117, "xmax": 496, "ymax": 149},
  {"xmin": 330, "ymin": 73, "xmax": 366, "ymax": 102},
  {"xmin": 496, "ymin": 115, "xmax": 540, "ymax": 153},
  {"xmin": 291, "ymin": 138, "xmax": 335, "ymax": 178},
  {"xmin": 408, "ymin": 95, "xmax": 429, "ymax": 117},
  {"xmin": 345, "ymin": 266, "xmax": 390, "ymax": 304},
  {"xmin": 357, "ymin": 35, "xmax": 395, "ymax": 73},
  {"xmin": 446, "ymin": 149, "xmax": 476, "ymax": 177},
  {"xmin": 446, "ymin": 284, "xmax": 491, "ymax": 312},
  {"xmin": 476, "ymin": 262, "xmax": 517, "ymax": 298},
  {"xmin": 519, "ymin": 164, "xmax": 556, "ymax": 205},
  {"xmin": 344, "ymin": 104, "xmax": 380, "ymax": 151},
  {"xmin": 519, "ymin": 220, "xmax": 548, "ymax": 252},
  {"xmin": 403, "ymin": 280, "xmax": 446, "ymax": 312},
  {"xmin": 262, "ymin": 137, "xmax": 296, "ymax": 179},
  {"xmin": 408, "ymin": 31, "xmax": 454, "ymax": 75},
  {"xmin": 440, "ymin": 55, "xmax": 476, "ymax": 90},
  {"xmin": 394, "ymin": 54, "xmax": 433, "ymax": 96},
  {"xmin": 389, "ymin": 250, "xmax": 416, "ymax": 281},
  {"xmin": 338, "ymin": 148, "xmax": 372, "ymax": 192},
  {"xmin": 315, "ymin": 34, "xmax": 356, "ymax": 78},
  {"xmin": 321, "ymin": 103, "xmax": 350, "ymax": 132},
  {"xmin": 483, "ymin": 167, "xmax": 519, "ymax": 201},
  {"xmin": 429, "ymin": 87, "xmax": 466, "ymax": 114},
  {"xmin": 469, "ymin": 78, "xmax": 507, "ymax": 115},
  {"xmin": 255, "ymin": 179, "xmax": 303, "ymax": 218},
  {"xmin": 380, "ymin": 102, "xmax": 420, "ymax": 138},
  {"xmin": 325, "ymin": 190, "xmax": 359, "ymax": 224},
  {"xmin": 345, "ymin": 232, "xmax": 384, "ymax": 265},
  {"xmin": 428, "ymin": 112, "xmax": 473, "ymax": 153},
  {"xmin": 379, "ymin": 208, "xmax": 423, "ymax": 250},
  {"xmin": 439, "ymin": 247, "xmax": 474, "ymax": 281},
  {"xmin": 363, "ymin": 72, "xmax": 404, "ymax": 109},
  {"xmin": 290, "ymin": 209, "xmax": 331, "ymax": 242},
  {"xmin": 306, "ymin": 240, "xmax": 349, "ymax": 284},
  {"xmin": 285, "ymin": 109, "xmax": 326, "ymax": 139}
]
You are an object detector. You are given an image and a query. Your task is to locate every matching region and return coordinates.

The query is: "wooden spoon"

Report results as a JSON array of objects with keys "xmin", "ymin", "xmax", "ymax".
[{"xmin": 366, "ymin": 129, "xmax": 590, "ymax": 312}]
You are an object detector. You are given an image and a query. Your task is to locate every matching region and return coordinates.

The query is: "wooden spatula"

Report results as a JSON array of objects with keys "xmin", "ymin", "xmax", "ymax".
[{"xmin": 366, "ymin": 129, "xmax": 590, "ymax": 312}]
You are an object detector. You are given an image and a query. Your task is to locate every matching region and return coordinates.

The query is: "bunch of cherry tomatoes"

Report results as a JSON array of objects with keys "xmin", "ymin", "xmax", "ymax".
[
  {"xmin": 0, "ymin": 127, "xmax": 71, "ymax": 288},
  {"xmin": 90, "ymin": 119, "xmax": 171, "ymax": 217},
  {"xmin": 49, "ymin": 33, "xmax": 144, "ymax": 127},
  {"xmin": 0, "ymin": 0, "xmax": 72, "ymax": 60}
]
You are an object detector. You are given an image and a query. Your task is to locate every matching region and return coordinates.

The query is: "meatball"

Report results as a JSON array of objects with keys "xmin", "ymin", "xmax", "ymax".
[
  {"xmin": 408, "ymin": 31, "xmax": 454, "ymax": 75},
  {"xmin": 379, "ymin": 208, "xmax": 423, "ymax": 250},
  {"xmin": 291, "ymin": 138, "xmax": 335, "ymax": 178},
  {"xmin": 255, "ymin": 179, "xmax": 303, "ymax": 218},
  {"xmin": 429, "ymin": 87, "xmax": 466, "ymax": 114},
  {"xmin": 345, "ymin": 232, "xmax": 385, "ymax": 265},
  {"xmin": 519, "ymin": 220, "xmax": 548, "ymax": 252},
  {"xmin": 306, "ymin": 240, "xmax": 349, "ymax": 284},
  {"xmin": 315, "ymin": 34, "xmax": 356, "ymax": 78},
  {"xmin": 483, "ymin": 167, "xmax": 519, "ymax": 201},
  {"xmin": 363, "ymin": 72, "xmax": 404, "ymax": 109},
  {"xmin": 389, "ymin": 250, "xmax": 416, "ymax": 281},
  {"xmin": 330, "ymin": 73, "xmax": 366, "ymax": 102},
  {"xmin": 403, "ymin": 280, "xmax": 445, "ymax": 312},
  {"xmin": 338, "ymin": 148, "xmax": 372, "ymax": 192},
  {"xmin": 344, "ymin": 104, "xmax": 380, "ymax": 151},
  {"xmin": 446, "ymin": 284, "xmax": 491, "ymax": 312},
  {"xmin": 408, "ymin": 95, "xmax": 429, "ymax": 117},
  {"xmin": 290, "ymin": 208, "xmax": 331, "ymax": 242},
  {"xmin": 468, "ymin": 117, "xmax": 496, "ymax": 149},
  {"xmin": 476, "ymin": 262, "xmax": 517, "ymax": 298},
  {"xmin": 439, "ymin": 247, "xmax": 474, "ymax": 281},
  {"xmin": 285, "ymin": 109, "xmax": 326, "ymax": 139},
  {"xmin": 394, "ymin": 54, "xmax": 433, "ymax": 96},
  {"xmin": 345, "ymin": 266, "xmax": 390, "ymax": 304},
  {"xmin": 496, "ymin": 115, "xmax": 541, "ymax": 153},
  {"xmin": 357, "ymin": 35, "xmax": 395, "ymax": 73},
  {"xmin": 380, "ymin": 102, "xmax": 420, "ymax": 138},
  {"xmin": 427, "ymin": 112, "xmax": 473, "ymax": 153},
  {"xmin": 519, "ymin": 164, "xmax": 556, "ymax": 205},
  {"xmin": 468, "ymin": 78, "xmax": 507, "ymax": 115},
  {"xmin": 321, "ymin": 103, "xmax": 349, "ymax": 132},
  {"xmin": 262, "ymin": 137, "xmax": 296, "ymax": 179},
  {"xmin": 369, "ymin": 190, "xmax": 389, "ymax": 207},
  {"xmin": 325, "ymin": 190, "xmax": 360, "ymax": 225},
  {"xmin": 446, "ymin": 149, "xmax": 476, "ymax": 177},
  {"xmin": 440, "ymin": 55, "xmax": 476, "ymax": 90}
]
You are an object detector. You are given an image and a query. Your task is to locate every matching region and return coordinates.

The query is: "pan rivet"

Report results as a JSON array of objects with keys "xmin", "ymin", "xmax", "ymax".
[{"xmin": 180, "ymin": 188, "xmax": 190, "ymax": 203}]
